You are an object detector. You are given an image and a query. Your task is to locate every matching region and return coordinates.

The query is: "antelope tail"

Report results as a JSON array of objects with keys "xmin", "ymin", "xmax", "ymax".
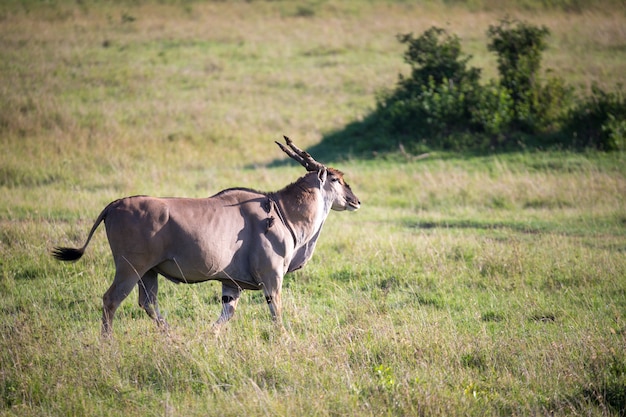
[
  {"xmin": 51, "ymin": 246, "xmax": 86, "ymax": 261},
  {"xmin": 51, "ymin": 200, "xmax": 114, "ymax": 262}
]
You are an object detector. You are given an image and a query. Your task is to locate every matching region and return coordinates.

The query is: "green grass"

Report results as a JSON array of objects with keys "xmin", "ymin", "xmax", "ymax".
[{"xmin": 1, "ymin": 1, "xmax": 626, "ymax": 416}]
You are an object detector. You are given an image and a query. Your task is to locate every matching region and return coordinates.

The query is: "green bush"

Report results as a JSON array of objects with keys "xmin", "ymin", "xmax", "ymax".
[
  {"xmin": 471, "ymin": 81, "xmax": 514, "ymax": 137},
  {"xmin": 486, "ymin": 19, "xmax": 549, "ymax": 126},
  {"xmin": 378, "ymin": 77, "xmax": 472, "ymax": 139},
  {"xmin": 372, "ymin": 20, "xmax": 623, "ymax": 153},
  {"xmin": 566, "ymin": 85, "xmax": 626, "ymax": 151},
  {"xmin": 486, "ymin": 19, "xmax": 574, "ymax": 135},
  {"xmin": 376, "ymin": 27, "xmax": 484, "ymax": 149},
  {"xmin": 377, "ymin": 22, "xmax": 555, "ymax": 150},
  {"xmin": 396, "ymin": 28, "xmax": 481, "ymax": 90}
]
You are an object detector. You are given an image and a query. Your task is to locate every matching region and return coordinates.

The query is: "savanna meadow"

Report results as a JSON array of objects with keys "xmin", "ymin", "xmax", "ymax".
[{"xmin": 1, "ymin": 0, "xmax": 626, "ymax": 415}]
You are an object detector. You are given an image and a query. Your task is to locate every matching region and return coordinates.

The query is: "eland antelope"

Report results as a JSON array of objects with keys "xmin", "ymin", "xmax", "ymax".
[{"xmin": 52, "ymin": 137, "xmax": 360, "ymax": 336}]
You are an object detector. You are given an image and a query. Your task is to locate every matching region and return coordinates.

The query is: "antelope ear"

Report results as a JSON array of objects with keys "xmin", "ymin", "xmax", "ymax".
[{"xmin": 317, "ymin": 168, "xmax": 327, "ymax": 186}]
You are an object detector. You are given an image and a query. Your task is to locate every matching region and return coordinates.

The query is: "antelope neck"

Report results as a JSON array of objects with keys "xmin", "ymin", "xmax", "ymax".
[{"xmin": 272, "ymin": 186, "xmax": 329, "ymax": 248}]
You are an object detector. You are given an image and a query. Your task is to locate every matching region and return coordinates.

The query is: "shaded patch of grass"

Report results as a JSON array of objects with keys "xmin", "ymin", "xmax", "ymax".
[
  {"xmin": 461, "ymin": 350, "xmax": 487, "ymax": 371},
  {"xmin": 529, "ymin": 312, "xmax": 557, "ymax": 323},
  {"xmin": 481, "ymin": 310, "xmax": 504, "ymax": 322},
  {"xmin": 405, "ymin": 215, "xmax": 626, "ymax": 238},
  {"xmin": 405, "ymin": 218, "xmax": 553, "ymax": 235}
]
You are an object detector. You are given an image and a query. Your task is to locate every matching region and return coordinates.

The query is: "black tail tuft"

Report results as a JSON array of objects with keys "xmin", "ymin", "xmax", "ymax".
[{"xmin": 51, "ymin": 247, "xmax": 85, "ymax": 262}]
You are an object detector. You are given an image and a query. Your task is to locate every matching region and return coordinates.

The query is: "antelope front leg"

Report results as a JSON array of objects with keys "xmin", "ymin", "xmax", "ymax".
[{"xmin": 263, "ymin": 275, "xmax": 284, "ymax": 328}]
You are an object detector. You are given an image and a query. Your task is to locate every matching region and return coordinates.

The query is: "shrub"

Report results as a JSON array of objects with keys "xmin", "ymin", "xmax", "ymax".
[
  {"xmin": 566, "ymin": 85, "xmax": 626, "ymax": 151},
  {"xmin": 376, "ymin": 27, "xmax": 483, "ymax": 150},
  {"xmin": 378, "ymin": 77, "xmax": 471, "ymax": 139},
  {"xmin": 486, "ymin": 19, "xmax": 573, "ymax": 134},
  {"xmin": 470, "ymin": 81, "xmax": 514, "ymax": 138},
  {"xmin": 396, "ymin": 28, "xmax": 481, "ymax": 90},
  {"xmin": 487, "ymin": 19, "xmax": 549, "ymax": 104},
  {"xmin": 370, "ymin": 20, "xmax": 622, "ymax": 153}
]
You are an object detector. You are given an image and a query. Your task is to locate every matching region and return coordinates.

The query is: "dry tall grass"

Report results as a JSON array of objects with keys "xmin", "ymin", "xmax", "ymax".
[{"xmin": 1, "ymin": 1, "xmax": 626, "ymax": 416}]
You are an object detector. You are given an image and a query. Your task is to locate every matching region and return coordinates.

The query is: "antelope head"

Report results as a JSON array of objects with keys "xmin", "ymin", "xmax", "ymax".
[{"xmin": 276, "ymin": 136, "xmax": 361, "ymax": 212}]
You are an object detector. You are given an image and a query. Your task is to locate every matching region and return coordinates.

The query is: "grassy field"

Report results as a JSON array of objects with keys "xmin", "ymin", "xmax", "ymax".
[{"xmin": 1, "ymin": 1, "xmax": 626, "ymax": 415}]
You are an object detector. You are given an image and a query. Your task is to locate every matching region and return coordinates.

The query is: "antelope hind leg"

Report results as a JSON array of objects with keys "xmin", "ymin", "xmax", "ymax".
[
  {"xmin": 138, "ymin": 269, "xmax": 169, "ymax": 330},
  {"xmin": 212, "ymin": 283, "xmax": 241, "ymax": 334}
]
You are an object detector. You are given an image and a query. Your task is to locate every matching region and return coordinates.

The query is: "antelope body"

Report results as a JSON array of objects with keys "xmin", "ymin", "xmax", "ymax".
[{"xmin": 52, "ymin": 137, "xmax": 360, "ymax": 336}]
